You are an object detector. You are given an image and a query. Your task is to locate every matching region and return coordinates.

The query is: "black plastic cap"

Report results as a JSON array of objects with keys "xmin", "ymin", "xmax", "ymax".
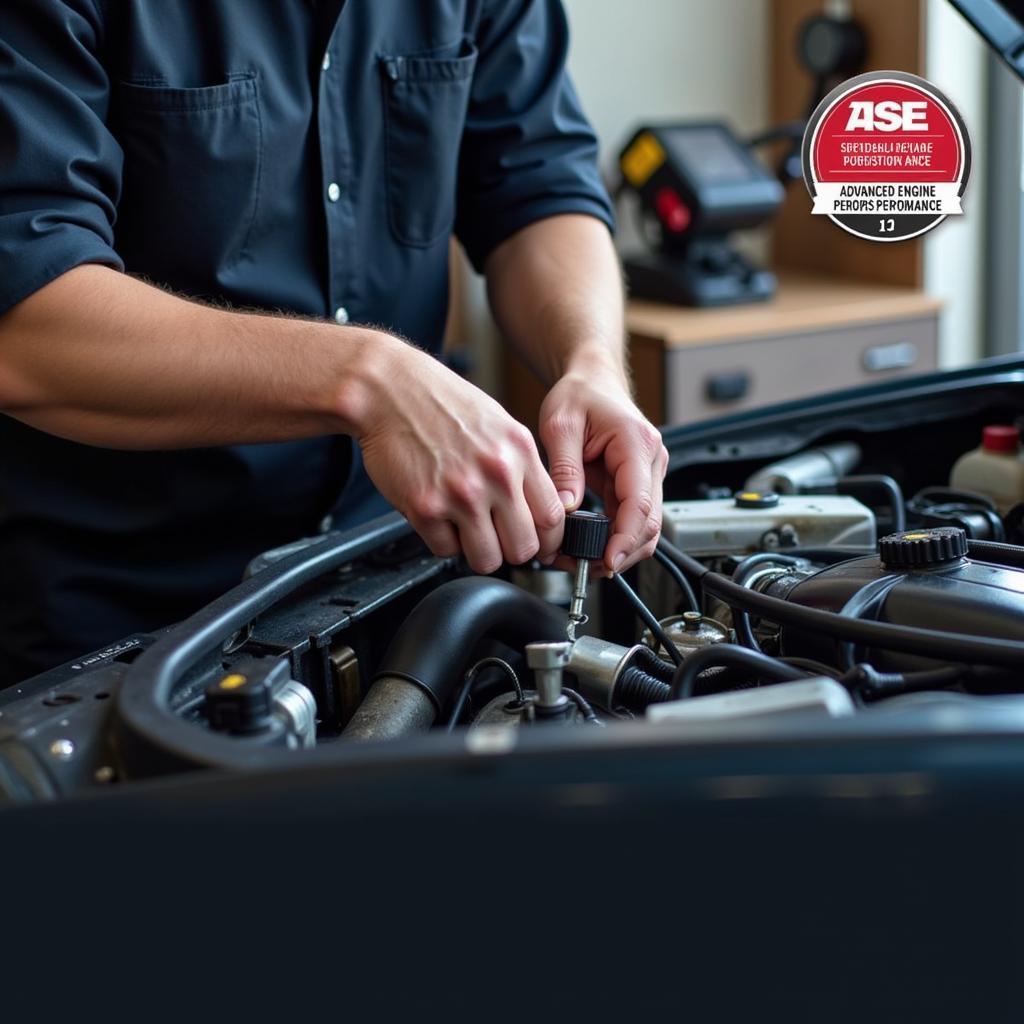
[
  {"xmin": 561, "ymin": 510, "xmax": 611, "ymax": 560},
  {"xmin": 205, "ymin": 657, "xmax": 288, "ymax": 735},
  {"xmin": 879, "ymin": 527, "xmax": 968, "ymax": 569},
  {"xmin": 734, "ymin": 490, "xmax": 780, "ymax": 509}
]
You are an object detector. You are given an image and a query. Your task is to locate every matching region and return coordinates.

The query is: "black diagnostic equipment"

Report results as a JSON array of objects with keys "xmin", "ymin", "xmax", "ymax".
[{"xmin": 618, "ymin": 122, "xmax": 785, "ymax": 306}]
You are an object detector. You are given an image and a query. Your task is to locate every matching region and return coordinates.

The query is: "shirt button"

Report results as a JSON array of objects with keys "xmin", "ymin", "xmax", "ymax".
[
  {"xmin": 334, "ymin": 306, "xmax": 350, "ymax": 325},
  {"xmin": 321, "ymin": 52, "xmax": 331, "ymax": 72},
  {"xmin": 327, "ymin": 182, "xmax": 341, "ymax": 203}
]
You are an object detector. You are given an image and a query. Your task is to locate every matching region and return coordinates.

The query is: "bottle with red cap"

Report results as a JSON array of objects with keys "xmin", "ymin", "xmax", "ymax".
[{"xmin": 950, "ymin": 425, "xmax": 1024, "ymax": 513}]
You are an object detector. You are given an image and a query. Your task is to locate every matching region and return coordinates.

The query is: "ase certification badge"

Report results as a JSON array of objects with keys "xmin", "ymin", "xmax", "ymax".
[{"xmin": 802, "ymin": 70, "xmax": 970, "ymax": 243}]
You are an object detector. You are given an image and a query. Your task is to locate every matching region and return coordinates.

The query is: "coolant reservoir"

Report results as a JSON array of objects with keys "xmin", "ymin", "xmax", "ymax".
[{"xmin": 949, "ymin": 426, "xmax": 1024, "ymax": 514}]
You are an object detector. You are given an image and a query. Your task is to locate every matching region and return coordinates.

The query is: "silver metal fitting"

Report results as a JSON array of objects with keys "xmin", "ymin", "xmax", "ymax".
[
  {"xmin": 526, "ymin": 641, "xmax": 573, "ymax": 710},
  {"xmin": 273, "ymin": 679, "xmax": 318, "ymax": 749},
  {"xmin": 567, "ymin": 560, "xmax": 590, "ymax": 640},
  {"xmin": 49, "ymin": 738, "xmax": 75, "ymax": 761}
]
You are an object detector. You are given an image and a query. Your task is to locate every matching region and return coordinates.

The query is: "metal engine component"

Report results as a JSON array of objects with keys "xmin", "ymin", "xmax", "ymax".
[
  {"xmin": 566, "ymin": 635, "xmax": 643, "ymax": 710},
  {"xmin": 342, "ymin": 676, "xmax": 436, "ymax": 742},
  {"xmin": 273, "ymin": 679, "xmax": 318, "ymax": 749},
  {"xmin": 647, "ymin": 676, "xmax": 854, "ymax": 723},
  {"xmin": 526, "ymin": 641, "xmax": 573, "ymax": 717},
  {"xmin": 744, "ymin": 442, "xmax": 861, "ymax": 495},
  {"xmin": 642, "ymin": 611, "xmax": 730, "ymax": 660},
  {"xmin": 768, "ymin": 529, "xmax": 1024, "ymax": 675},
  {"xmin": 469, "ymin": 688, "xmax": 591, "ymax": 729},
  {"xmin": 661, "ymin": 494, "xmax": 876, "ymax": 557},
  {"xmin": 641, "ymin": 493, "xmax": 876, "ymax": 619}
]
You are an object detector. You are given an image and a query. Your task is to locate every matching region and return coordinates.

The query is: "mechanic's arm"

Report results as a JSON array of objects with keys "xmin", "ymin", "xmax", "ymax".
[
  {"xmin": 486, "ymin": 213, "xmax": 669, "ymax": 574},
  {"xmin": 0, "ymin": 265, "xmax": 565, "ymax": 572}
]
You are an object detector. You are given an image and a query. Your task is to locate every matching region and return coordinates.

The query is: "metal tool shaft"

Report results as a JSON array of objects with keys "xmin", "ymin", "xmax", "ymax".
[{"xmin": 567, "ymin": 558, "xmax": 590, "ymax": 641}]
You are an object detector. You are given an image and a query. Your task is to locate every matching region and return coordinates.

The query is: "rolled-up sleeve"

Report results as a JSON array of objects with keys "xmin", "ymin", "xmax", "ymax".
[
  {"xmin": 0, "ymin": 0, "xmax": 123, "ymax": 316},
  {"xmin": 455, "ymin": 0, "xmax": 614, "ymax": 271}
]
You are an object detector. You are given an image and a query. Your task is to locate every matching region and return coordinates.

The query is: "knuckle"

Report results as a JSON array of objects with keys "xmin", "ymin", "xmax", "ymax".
[
  {"xmin": 480, "ymin": 450, "xmax": 518, "ymax": 492},
  {"xmin": 540, "ymin": 410, "xmax": 579, "ymax": 444},
  {"xmin": 508, "ymin": 539, "xmax": 540, "ymax": 565},
  {"xmin": 535, "ymin": 501, "xmax": 564, "ymax": 533},
  {"xmin": 508, "ymin": 423, "xmax": 536, "ymax": 454},
  {"xmin": 636, "ymin": 422, "xmax": 662, "ymax": 453},
  {"xmin": 446, "ymin": 473, "xmax": 485, "ymax": 509},
  {"xmin": 635, "ymin": 492, "xmax": 655, "ymax": 522},
  {"xmin": 645, "ymin": 513, "xmax": 663, "ymax": 541},
  {"xmin": 408, "ymin": 490, "xmax": 445, "ymax": 522},
  {"xmin": 472, "ymin": 555, "xmax": 502, "ymax": 575},
  {"xmin": 428, "ymin": 536, "xmax": 459, "ymax": 558},
  {"xmin": 547, "ymin": 456, "xmax": 581, "ymax": 483}
]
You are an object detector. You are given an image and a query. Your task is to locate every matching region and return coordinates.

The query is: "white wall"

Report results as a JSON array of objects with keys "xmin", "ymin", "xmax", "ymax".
[
  {"xmin": 563, "ymin": 0, "xmax": 771, "ymax": 170},
  {"xmin": 465, "ymin": 0, "xmax": 772, "ymax": 394},
  {"xmin": 924, "ymin": 0, "xmax": 990, "ymax": 367}
]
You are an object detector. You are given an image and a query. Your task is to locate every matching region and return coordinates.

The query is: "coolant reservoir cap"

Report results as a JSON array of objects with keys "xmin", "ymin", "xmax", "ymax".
[
  {"xmin": 878, "ymin": 527, "xmax": 968, "ymax": 569},
  {"xmin": 734, "ymin": 490, "xmax": 779, "ymax": 509},
  {"xmin": 982, "ymin": 425, "xmax": 1020, "ymax": 454}
]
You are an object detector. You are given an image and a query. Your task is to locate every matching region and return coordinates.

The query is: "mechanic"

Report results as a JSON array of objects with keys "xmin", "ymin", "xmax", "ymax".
[{"xmin": 0, "ymin": 1, "xmax": 668, "ymax": 686}]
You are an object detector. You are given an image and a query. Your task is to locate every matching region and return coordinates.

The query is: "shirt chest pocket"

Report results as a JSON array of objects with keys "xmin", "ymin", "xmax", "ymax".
[
  {"xmin": 113, "ymin": 75, "xmax": 262, "ymax": 292},
  {"xmin": 379, "ymin": 41, "xmax": 478, "ymax": 248}
]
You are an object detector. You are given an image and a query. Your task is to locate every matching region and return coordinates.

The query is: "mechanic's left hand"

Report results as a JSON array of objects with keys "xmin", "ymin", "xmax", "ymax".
[{"xmin": 538, "ymin": 366, "xmax": 669, "ymax": 575}]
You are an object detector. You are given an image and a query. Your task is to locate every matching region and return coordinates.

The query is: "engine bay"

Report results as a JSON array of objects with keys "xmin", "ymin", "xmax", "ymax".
[{"xmin": 6, "ymin": 358, "xmax": 1024, "ymax": 805}]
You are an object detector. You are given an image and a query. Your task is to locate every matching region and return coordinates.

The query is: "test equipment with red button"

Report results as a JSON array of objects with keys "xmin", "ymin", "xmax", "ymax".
[{"xmin": 618, "ymin": 122, "xmax": 784, "ymax": 306}]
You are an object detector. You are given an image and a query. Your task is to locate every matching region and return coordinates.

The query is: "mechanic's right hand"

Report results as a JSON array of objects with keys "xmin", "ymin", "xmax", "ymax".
[{"xmin": 351, "ymin": 336, "xmax": 566, "ymax": 574}]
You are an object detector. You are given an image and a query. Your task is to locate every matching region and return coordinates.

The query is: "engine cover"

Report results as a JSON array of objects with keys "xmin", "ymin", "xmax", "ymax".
[{"xmin": 775, "ymin": 535, "xmax": 1024, "ymax": 674}]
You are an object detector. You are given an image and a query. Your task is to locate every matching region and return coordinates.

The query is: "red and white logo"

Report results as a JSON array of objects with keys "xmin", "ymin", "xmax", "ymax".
[{"xmin": 802, "ymin": 71, "xmax": 970, "ymax": 243}]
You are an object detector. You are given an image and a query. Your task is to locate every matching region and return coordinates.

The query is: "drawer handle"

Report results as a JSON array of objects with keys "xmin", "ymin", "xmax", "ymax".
[
  {"xmin": 705, "ymin": 371, "xmax": 750, "ymax": 403},
  {"xmin": 863, "ymin": 342, "xmax": 918, "ymax": 373}
]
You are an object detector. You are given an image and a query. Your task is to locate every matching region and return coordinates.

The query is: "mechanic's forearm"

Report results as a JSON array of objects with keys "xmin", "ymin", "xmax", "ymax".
[
  {"xmin": 0, "ymin": 264, "xmax": 389, "ymax": 449},
  {"xmin": 485, "ymin": 213, "xmax": 627, "ymax": 389}
]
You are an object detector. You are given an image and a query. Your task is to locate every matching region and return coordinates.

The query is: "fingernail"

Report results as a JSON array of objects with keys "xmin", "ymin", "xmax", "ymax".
[
  {"xmin": 539, "ymin": 553, "xmax": 555, "ymax": 566},
  {"xmin": 612, "ymin": 553, "xmax": 626, "ymax": 573},
  {"xmin": 558, "ymin": 491, "xmax": 576, "ymax": 509}
]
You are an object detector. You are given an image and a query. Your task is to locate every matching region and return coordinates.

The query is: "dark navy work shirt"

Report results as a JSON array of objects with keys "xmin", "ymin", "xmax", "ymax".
[{"xmin": 0, "ymin": 0, "xmax": 612, "ymax": 683}]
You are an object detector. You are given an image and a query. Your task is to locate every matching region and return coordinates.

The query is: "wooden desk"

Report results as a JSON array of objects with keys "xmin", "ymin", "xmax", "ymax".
[
  {"xmin": 628, "ymin": 273, "xmax": 941, "ymax": 425},
  {"xmin": 500, "ymin": 272, "xmax": 941, "ymax": 430}
]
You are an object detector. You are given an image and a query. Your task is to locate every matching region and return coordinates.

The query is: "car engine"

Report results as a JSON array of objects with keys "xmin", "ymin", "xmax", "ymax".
[{"xmin": 5, "ymin": 361, "xmax": 1024, "ymax": 805}]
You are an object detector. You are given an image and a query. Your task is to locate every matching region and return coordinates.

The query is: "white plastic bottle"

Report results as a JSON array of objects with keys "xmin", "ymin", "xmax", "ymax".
[{"xmin": 949, "ymin": 425, "xmax": 1024, "ymax": 514}]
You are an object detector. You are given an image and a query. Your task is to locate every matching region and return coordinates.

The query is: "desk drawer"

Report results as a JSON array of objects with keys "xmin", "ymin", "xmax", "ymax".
[{"xmin": 649, "ymin": 316, "xmax": 938, "ymax": 425}]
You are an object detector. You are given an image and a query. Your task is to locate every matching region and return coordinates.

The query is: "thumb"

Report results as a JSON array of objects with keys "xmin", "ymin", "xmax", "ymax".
[{"xmin": 540, "ymin": 411, "xmax": 586, "ymax": 511}]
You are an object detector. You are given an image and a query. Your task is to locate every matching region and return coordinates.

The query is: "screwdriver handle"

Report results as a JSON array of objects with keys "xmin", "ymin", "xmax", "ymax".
[{"xmin": 561, "ymin": 510, "xmax": 611, "ymax": 561}]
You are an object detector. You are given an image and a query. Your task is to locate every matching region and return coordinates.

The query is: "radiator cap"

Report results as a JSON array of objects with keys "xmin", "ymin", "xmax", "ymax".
[{"xmin": 879, "ymin": 527, "xmax": 967, "ymax": 569}]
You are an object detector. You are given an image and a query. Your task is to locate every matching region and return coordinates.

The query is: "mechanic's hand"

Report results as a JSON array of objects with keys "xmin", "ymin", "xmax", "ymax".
[
  {"xmin": 354, "ymin": 338, "xmax": 565, "ymax": 574},
  {"xmin": 539, "ymin": 366, "xmax": 668, "ymax": 575}
]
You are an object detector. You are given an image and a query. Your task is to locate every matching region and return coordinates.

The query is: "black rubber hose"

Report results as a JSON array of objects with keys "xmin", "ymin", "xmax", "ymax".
[
  {"xmin": 652, "ymin": 547, "xmax": 700, "ymax": 612},
  {"xmin": 607, "ymin": 645, "xmax": 677, "ymax": 711},
  {"xmin": 669, "ymin": 644, "xmax": 807, "ymax": 701},
  {"xmin": 838, "ymin": 474, "xmax": 906, "ymax": 533},
  {"xmin": 656, "ymin": 537, "xmax": 709, "ymax": 587},
  {"xmin": 757, "ymin": 547, "xmax": 872, "ymax": 564},
  {"xmin": 115, "ymin": 512, "xmax": 416, "ymax": 774},
  {"xmin": 612, "ymin": 573, "xmax": 684, "ymax": 667},
  {"xmin": 614, "ymin": 666, "xmax": 671, "ymax": 710},
  {"xmin": 836, "ymin": 574, "xmax": 905, "ymax": 671},
  {"xmin": 627, "ymin": 644, "xmax": 677, "ymax": 683},
  {"xmin": 702, "ymin": 570, "xmax": 1024, "ymax": 671},
  {"xmin": 731, "ymin": 553, "xmax": 806, "ymax": 653},
  {"xmin": 563, "ymin": 688, "xmax": 604, "ymax": 726},
  {"xmin": 967, "ymin": 539, "xmax": 1024, "ymax": 570},
  {"xmin": 447, "ymin": 657, "xmax": 523, "ymax": 732},
  {"xmin": 842, "ymin": 664, "xmax": 966, "ymax": 702},
  {"xmin": 733, "ymin": 553, "xmax": 806, "ymax": 582},
  {"xmin": 373, "ymin": 577, "xmax": 568, "ymax": 714}
]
